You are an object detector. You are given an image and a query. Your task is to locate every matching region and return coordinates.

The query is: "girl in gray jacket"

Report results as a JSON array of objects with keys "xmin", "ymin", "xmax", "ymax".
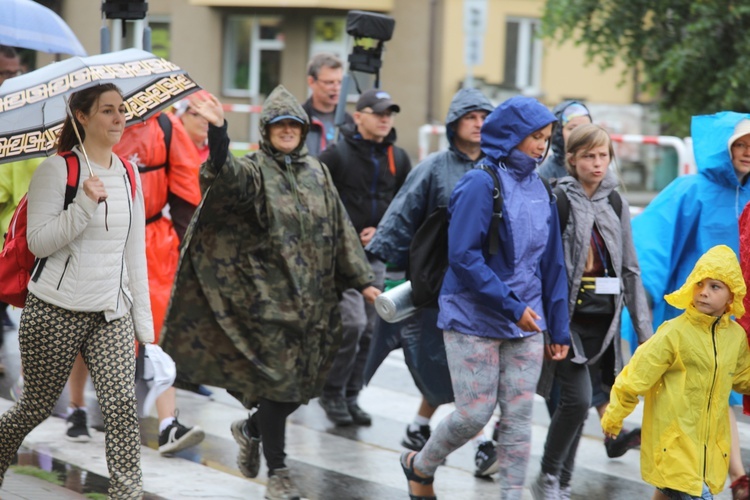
[{"xmin": 532, "ymin": 124, "xmax": 653, "ymax": 499}]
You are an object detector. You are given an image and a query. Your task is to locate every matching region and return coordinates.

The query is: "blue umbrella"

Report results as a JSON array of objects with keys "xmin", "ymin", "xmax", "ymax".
[{"xmin": 0, "ymin": 0, "xmax": 87, "ymax": 57}]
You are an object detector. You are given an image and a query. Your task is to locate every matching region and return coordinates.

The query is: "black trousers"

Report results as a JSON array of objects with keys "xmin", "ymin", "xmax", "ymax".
[{"xmin": 250, "ymin": 398, "xmax": 301, "ymax": 473}]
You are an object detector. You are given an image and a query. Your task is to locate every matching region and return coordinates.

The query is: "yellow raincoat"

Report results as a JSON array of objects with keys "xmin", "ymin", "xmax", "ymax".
[{"xmin": 602, "ymin": 245, "xmax": 750, "ymax": 495}]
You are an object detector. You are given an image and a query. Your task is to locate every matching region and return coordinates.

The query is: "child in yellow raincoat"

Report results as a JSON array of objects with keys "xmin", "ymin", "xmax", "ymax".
[{"xmin": 602, "ymin": 245, "xmax": 750, "ymax": 499}]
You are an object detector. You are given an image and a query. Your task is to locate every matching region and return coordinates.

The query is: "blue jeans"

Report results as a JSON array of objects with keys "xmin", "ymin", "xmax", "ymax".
[{"xmin": 658, "ymin": 483, "xmax": 713, "ymax": 500}]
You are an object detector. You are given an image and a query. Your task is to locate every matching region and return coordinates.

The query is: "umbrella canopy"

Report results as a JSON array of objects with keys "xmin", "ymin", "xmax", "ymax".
[
  {"xmin": 0, "ymin": 0, "xmax": 87, "ymax": 57},
  {"xmin": 0, "ymin": 48, "xmax": 201, "ymax": 163}
]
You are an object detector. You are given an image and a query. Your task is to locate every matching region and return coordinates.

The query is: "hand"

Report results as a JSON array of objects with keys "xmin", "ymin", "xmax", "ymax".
[
  {"xmin": 359, "ymin": 227, "xmax": 376, "ymax": 246},
  {"xmin": 189, "ymin": 92, "xmax": 224, "ymax": 127},
  {"xmin": 83, "ymin": 175, "xmax": 107, "ymax": 203},
  {"xmin": 516, "ymin": 307, "xmax": 542, "ymax": 333},
  {"xmin": 544, "ymin": 343, "xmax": 569, "ymax": 361},
  {"xmin": 361, "ymin": 286, "xmax": 382, "ymax": 304},
  {"xmin": 603, "ymin": 430, "xmax": 620, "ymax": 440}
]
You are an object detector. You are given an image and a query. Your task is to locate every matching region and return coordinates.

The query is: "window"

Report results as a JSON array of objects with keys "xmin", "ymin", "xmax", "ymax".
[
  {"xmin": 503, "ymin": 17, "xmax": 542, "ymax": 95},
  {"xmin": 309, "ymin": 17, "xmax": 349, "ymax": 63},
  {"xmin": 223, "ymin": 16, "xmax": 284, "ymax": 98},
  {"xmin": 148, "ymin": 17, "xmax": 171, "ymax": 60}
]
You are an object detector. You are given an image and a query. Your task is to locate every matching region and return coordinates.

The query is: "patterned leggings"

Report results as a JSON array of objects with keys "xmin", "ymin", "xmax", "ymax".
[
  {"xmin": 414, "ymin": 330, "xmax": 543, "ymax": 500},
  {"xmin": 0, "ymin": 293, "xmax": 142, "ymax": 498}
]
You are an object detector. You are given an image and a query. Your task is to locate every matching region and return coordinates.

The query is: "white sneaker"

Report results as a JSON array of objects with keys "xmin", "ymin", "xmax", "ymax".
[{"xmin": 530, "ymin": 471, "xmax": 560, "ymax": 500}]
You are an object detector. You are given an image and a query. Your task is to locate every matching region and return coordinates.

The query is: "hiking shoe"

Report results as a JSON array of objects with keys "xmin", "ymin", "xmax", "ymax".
[
  {"xmin": 605, "ymin": 427, "xmax": 641, "ymax": 458},
  {"xmin": 231, "ymin": 418, "xmax": 261, "ymax": 478},
  {"xmin": 265, "ymin": 468, "xmax": 301, "ymax": 500},
  {"xmin": 559, "ymin": 484, "xmax": 572, "ymax": 500},
  {"xmin": 474, "ymin": 441, "xmax": 499, "ymax": 477},
  {"xmin": 65, "ymin": 409, "xmax": 91, "ymax": 442},
  {"xmin": 318, "ymin": 396, "xmax": 353, "ymax": 426},
  {"xmin": 531, "ymin": 472, "xmax": 560, "ymax": 500},
  {"xmin": 401, "ymin": 424, "xmax": 431, "ymax": 451},
  {"xmin": 347, "ymin": 402, "xmax": 372, "ymax": 426},
  {"xmin": 732, "ymin": 474, "xmax": 750, "ymax": 500},
  {"xmin": 158, "ymin": 418, "xmax": 205, "ymax": 455}
]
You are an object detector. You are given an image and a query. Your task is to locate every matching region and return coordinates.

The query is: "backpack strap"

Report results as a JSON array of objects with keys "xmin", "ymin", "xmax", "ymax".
[
  {"xmin": 386, "ymin": 145, "xmax": 396, "ymax": 176},
  {"xmin": 117, "ymin": 155, "xmax": 137, "ymax": 201},
  {"xmin": 138, "ymin": 113, "xmax": 173, "ymax": 173},
  {"xmin": 554, "ymin": 186, "xmax": 570, "ymax": 232},
  {"xmin": 608, "ymin": 190, "xmax": 623, "ymax": 218},
  {"xmin": 58, "ymin": 151, "xmax": 81, "ymax": 209},
  {"xmin": 477, "ymin": 164, "xmax": 504, "ymax": 256},
  {"xmin": 554, "ymin": 187, "xmax": 623, "ymax": 234},
  {"xmin": 157, "ymin": 112, "xmax": 172, "ymax": 166}
]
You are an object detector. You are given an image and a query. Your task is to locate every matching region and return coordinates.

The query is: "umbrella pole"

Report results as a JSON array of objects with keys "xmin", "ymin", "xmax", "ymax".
[{"xmin": 65, "ymin": 97, "xmax": 95, "ymax": 177}]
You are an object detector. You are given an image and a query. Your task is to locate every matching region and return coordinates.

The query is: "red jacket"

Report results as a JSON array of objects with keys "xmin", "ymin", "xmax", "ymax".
[{"xmin": 113, "ymin": 113, "xmax": 201, "ymax": 341}]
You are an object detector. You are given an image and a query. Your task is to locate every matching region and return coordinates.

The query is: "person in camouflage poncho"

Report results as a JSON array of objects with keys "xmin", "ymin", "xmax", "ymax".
[{"xmin": 159, "ymin": 85, "xmax": 378, "ymax": 499}]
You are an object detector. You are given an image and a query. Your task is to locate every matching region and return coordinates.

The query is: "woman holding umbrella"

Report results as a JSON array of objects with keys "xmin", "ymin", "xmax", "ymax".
[{"xmin": 0, "ymin": 83, "xmax": 152, "ymax": 499}]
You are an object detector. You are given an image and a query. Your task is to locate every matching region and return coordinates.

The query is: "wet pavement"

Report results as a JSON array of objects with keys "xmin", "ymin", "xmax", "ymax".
[{"xmin": 0, "ymin": 307, "xmax": 745, "ymax": 498}]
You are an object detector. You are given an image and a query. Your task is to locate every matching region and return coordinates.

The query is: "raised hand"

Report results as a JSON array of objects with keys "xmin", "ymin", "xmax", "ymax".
[{"xmin": 189, "ymin": 92, "xmax": 224, "ymax": 127}]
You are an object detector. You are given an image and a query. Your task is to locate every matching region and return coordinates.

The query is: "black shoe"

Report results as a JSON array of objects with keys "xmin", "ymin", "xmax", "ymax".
[
  {"xmin": 605, "ymin": 427, "xmax": 641, "ymax": 458},
  {"xmin": 401, "ymin": 424, "xmax": 431, "ymax": 451},
  {"xmin": 347, "ymin": 403, "xmax": 372, "ymax": 426},
  {"xmin": 65, "ymin": 409, "xmax": 91, "ymax": 442},
  {"xmin": 231, "ymin": 418, "xmax": 261, "ymax": 478},
  {"xmin": 474, "ymin": 441, "xmax": 499, "ymax": 477},
  {"xmin": 319, "ymin": 396, "xmax": 353, "ymax": 426},
  {"xmin": 158, "ymin": 417, "xmax": 205, "ymax": 455}
]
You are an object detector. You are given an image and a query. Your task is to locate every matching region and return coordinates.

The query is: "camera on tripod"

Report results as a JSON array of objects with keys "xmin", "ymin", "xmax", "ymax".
[{"xmin": 334, "ymin": 10, "xmax": 396, "ymax": 128}]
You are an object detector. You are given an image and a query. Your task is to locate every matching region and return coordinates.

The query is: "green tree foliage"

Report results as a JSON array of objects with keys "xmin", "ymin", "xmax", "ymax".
[{"xmin": 541, "ymin": 0, "xmax": 750, "ymax": 135}]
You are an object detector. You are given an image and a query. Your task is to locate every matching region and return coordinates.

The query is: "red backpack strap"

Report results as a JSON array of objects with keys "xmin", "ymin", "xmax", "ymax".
[
  {"xmin": 58, "ymin": 151, "xmax": 81, "ymax": 209},
  {"xmin": 118, "ymin": 155, "xmax": 137, "ymax": 200}
]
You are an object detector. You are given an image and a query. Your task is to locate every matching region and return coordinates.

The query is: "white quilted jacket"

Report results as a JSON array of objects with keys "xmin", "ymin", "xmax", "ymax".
[{"xmin": 26, "ymin": 147, "xmax": 154, "ymax": 343}]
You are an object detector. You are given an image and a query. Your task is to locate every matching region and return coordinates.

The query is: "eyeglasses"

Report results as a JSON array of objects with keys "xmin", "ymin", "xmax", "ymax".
[
  {"xmin": 733, "ymin": 142, "xmax": 750, "ymax": 152},
  {"xmin": 359, "ymin": 110, "xmax": 397, "ymax": 118},
  {"xmin": 0, "ymin": 69, "xmax": 23, "ymax": 79},
  {"xmin": 315, "ymin": 78, "xmax": 342, "ymax": 87}
]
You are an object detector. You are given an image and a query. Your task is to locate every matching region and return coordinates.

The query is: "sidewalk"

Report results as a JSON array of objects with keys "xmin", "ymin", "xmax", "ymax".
[{"xmin": 3, "ymin": 469, "xmax": 86, "ymax": 500}]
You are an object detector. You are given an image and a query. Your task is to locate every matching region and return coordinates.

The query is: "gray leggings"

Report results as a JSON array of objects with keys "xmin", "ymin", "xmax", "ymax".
[{"xmin": 414, "ymin": 330, "xmax": 544, "ymax": 499}]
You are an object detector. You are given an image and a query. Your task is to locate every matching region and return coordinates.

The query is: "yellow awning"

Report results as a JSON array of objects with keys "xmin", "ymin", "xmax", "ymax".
[{"xmin": 188, "ymin": 0, "xmax": 393, "ymax": 10}]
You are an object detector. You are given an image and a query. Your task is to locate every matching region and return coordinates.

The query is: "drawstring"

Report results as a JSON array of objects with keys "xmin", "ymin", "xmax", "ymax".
[
  {"xmin": 387, "ymin": 145, "xmax": 396, "ymax": 176},
  {"xmin": 284, "ymin": 155, "xmax": 306, "ymax": 238}
]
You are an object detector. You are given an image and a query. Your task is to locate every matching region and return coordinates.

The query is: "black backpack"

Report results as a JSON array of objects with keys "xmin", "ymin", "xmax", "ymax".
[
  {"xmin": 408, "ymin": 167, "xmax": 552, "ymax": 309},
  {"xmin": 553, "ymin": 186, "xmax": 623, "ymax": 232}
]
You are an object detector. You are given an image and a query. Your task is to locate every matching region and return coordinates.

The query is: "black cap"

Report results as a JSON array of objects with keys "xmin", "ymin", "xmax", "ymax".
[{"xmin": 356, "ymin": 89, "xmax": 400, "ymax": 113}]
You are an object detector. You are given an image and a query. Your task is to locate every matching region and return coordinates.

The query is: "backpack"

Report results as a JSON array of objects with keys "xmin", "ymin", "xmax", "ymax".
[
  {"xmin": 408, "ymin": 166, "xmax": 553, "ymax": 309},
  {"xmin": 553, "ymin": 186, "xmax": 623, "ymax": 232},
  {"xmin": 0, "ymin": 151, "xmax": 137, "ymax": 308}
]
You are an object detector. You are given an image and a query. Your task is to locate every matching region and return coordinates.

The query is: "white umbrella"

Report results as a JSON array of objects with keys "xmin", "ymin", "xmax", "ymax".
[{"xmin": 0, "ymin": 48, "xmax": 201, "ymax": 164}]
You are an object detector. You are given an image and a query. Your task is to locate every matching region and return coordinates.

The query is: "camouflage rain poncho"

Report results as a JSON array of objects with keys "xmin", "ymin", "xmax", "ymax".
[{"xmin": 159, "ymin": 86, "xmax": 373, "ymax": 404}]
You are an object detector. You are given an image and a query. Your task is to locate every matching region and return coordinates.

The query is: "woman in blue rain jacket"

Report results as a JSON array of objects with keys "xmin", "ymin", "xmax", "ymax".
[{"xmin": 400, "ymin": 96, "xmax": 570, "ymax": 500}]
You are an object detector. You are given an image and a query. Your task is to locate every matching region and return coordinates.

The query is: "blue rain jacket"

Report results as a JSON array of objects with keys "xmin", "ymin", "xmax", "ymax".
[
  {"xmin": 437, "ymin": 96, "xmax": 570, "ymax": 344},
  {"xmin": 623, "ymin": 112, "xmax": 750, "ymax": 366}
]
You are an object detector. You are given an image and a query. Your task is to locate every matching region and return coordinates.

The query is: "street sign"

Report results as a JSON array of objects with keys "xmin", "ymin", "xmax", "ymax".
[{"xmin": 464, "ymin": 0, "xmax": 488, "ymax": 67}]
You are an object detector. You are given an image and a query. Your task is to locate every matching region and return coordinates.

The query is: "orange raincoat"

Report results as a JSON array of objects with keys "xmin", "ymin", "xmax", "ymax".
[{"xmin": 113, "ymin": 113, "xmax": 201, "ymax": 341}]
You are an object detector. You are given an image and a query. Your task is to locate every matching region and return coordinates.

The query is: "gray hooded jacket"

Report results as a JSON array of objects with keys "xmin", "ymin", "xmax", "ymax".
[
  {"xmin": 366, "ymin": 88, "xmax": 494, "ymax": 266},
  {"xmin": 558, "ymin": 172, "xmax": 652, "ymax": 366}
]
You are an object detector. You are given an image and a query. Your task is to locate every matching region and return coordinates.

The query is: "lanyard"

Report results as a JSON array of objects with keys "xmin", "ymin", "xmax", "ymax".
[{"xmin": 591, "ymin": 227, "xmax": 609, "ymax": 277}]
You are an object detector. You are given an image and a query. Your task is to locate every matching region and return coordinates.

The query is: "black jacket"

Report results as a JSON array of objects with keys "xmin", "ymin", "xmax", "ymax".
[
  {"xmin": 302, "ymin": 98, "xmax": 354, "ymax": 157},
  {"xmin": 319, "ymin": 124, "xmax": 411, "ymax": 233}
]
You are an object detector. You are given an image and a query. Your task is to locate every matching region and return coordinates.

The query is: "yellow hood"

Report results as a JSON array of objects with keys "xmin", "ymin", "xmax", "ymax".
[{"xmin": 664, "ymin": 244, "xmax": 746, "ymax": 318}]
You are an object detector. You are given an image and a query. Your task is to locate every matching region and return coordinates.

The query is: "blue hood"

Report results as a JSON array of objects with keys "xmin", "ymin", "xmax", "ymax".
[
  {"xmin": 445, "ymin": 88, "xmax": 494, "ymax": 148},
  {"xmin": 480, "ymin": 96, "xmax": 556, "ymax": 163},
  {"xmin": 692, "ymin": 111, "xmax": 750, "ymax": 189}
]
